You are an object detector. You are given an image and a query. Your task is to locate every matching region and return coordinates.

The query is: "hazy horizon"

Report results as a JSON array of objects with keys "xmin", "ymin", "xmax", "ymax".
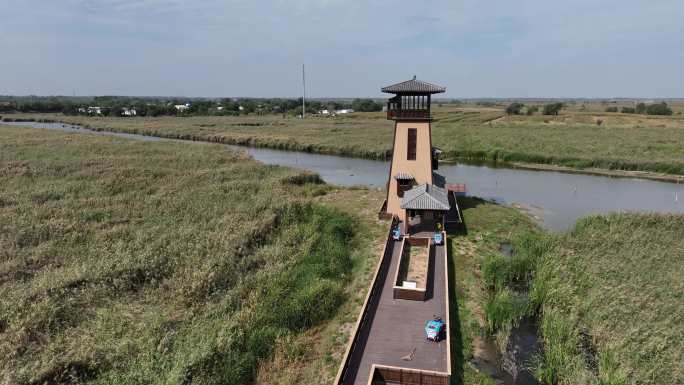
[{"xmin": 2, "ymin": 0, "xmax": 683, "ymax": 98}]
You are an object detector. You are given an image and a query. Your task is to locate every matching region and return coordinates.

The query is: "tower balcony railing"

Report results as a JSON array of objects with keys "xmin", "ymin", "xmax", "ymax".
[{"xmin": 386, "ymin": 108, "xmax": 430, "ymax": 120}]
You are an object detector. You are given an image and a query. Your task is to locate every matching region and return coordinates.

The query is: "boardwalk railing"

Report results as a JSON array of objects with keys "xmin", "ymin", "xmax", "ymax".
[
  {"xmin": 367, "ymin": 364, "xmax": 450, "ymax": 385},
  {"xmin": 333, "ymin": 219, "xmax": 397, "ymax": 385},
  {"xmin": 334, "ymin": 229, "xmax": 452, "ymax": 385}
]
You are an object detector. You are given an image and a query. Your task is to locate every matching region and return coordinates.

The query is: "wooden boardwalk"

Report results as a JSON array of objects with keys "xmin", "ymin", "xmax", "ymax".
[{"xmin": 338, "ymin": 237, "xmax": 450, "ymax": 385}]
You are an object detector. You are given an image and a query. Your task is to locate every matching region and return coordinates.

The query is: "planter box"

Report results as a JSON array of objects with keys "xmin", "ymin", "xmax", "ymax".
[{"xmin": 393, "ymin": 237, "xmax": 431, "ymax": 301}]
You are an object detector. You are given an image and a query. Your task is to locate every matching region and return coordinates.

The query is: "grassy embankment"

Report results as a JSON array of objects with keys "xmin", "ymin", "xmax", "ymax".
[
  {"xmin": 7, "ymin": 102, "xmax": 684, "ymax": 177},
  {"xmin": 0, "ymin": 125, "xmax": 386, "ymax": 385},
  {"xmin": 477, "ymin": 212, "xmax": 683, "ymax": 385}
]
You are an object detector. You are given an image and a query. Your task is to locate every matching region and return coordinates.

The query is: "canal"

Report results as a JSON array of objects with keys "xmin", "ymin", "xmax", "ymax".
[{"xmin": 3, "ymin": 121, "xmax": 683, "ymax": 231}]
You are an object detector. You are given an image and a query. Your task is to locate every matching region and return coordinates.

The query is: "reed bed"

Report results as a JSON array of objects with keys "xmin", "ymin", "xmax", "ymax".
[{"xmin": 0, "ymin": 125, "xmax": 376, "ymax": 385}]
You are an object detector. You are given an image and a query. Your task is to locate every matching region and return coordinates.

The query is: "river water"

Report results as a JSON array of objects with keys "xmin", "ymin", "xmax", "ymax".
[
  {"xmin": 3, "ymin": 121, "xmax": 683, "ymax": 231},
  {"xmin": 221, "ymin": 145, "xmax": 684, "ymax": 231}
]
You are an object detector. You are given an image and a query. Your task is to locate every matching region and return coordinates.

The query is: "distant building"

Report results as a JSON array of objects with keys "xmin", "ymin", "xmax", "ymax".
[
  {"xmin": 121, "ymin": 108, "xmax": 137, "ymax": 117},
  {"xmin": 174, "ymin": 104, "xmax": 189, "ymax": 112},
  {"xmin": 319, "ymin": 109, "xmax": 330, "ymax": 115},
  {"xmin": 87, "ymin": 107, "xmax": 103, "ymax": 115},
  {"xmin": 335, "ymin": 109, "xmax": 354, "ymax": 114}
]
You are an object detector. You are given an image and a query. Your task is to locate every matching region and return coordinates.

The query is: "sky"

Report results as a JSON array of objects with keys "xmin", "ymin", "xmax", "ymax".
[{"xmin": 1, "ymin": 0, "xmax": 683, "ymax": 98}]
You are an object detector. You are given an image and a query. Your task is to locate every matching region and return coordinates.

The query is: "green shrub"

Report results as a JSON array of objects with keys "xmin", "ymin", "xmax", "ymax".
[
  {"xmin": 281, "ymin": 172, "xmax": 324, "ymax": 185},
  {"xmin": 482, "ymin": 253, "xmax": 509, "ymax": 291},
  {"xmin": 543, "ymin": 103, "xmax": 564, "ymax": 115},
  {"xmin": 505, "ymin": 102, "xmax": 524, "ymax": 115},
  {"xmin": 636, "ymin": 102, "xmax": 646, "ymax": 114},
  {"xmin": 645, "ymin": 102, "xmax": 673, "ymax": 116},
  {"xmin": 509, "ymin": 231, "xmax": 551, "ymax": 282},
  {"xmin": 534, "ymin": 310, "xmax": 583, "ymax": 385},
  {"xmin": 484, "ymin": 289, "xmax": 530, "ymax": 333},
  {"xmin": 596, "ymin": 348, "xmax": 629, "ymax": 385}
]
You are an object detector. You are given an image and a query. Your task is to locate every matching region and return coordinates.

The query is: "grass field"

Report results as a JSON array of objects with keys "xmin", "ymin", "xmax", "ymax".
[
  {"xmin": 8, "ymin": 100, "xmax": 684, "ymax": 176},
  {"xmin": 0, "ymin": 125, "xmax": 386, "ymax": 385},
  {"xmin": 531, "ymin": 213, "xmax": 684, "ymax": 385}
]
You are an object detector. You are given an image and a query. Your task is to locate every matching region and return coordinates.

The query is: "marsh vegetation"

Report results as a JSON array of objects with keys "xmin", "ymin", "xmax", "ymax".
[
  {"xmin": 11, "ymin": 100, "xmax": 684, "ymax": 176},
  {"xmin": 2, "ymin": 122, "xmax": 682, "ymax": 385},
  {"xmin": 0, "ymin": 125, "xmax": 384, "ymax": 385}
]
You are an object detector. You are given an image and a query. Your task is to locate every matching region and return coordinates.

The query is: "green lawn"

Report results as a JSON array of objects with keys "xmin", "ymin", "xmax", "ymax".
[{"xmin": 0, "ymin": 125, "xmax": 384, "ymax": 385}]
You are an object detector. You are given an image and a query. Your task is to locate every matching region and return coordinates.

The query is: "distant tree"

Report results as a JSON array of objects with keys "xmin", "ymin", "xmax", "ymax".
[
  {"xmin": 239, "ymin": 99, "xmax": 257, "ymax": 114},
  {"xmin": 526, "ymin": 105, "xmax": 539, "ymax": 116},
  {"xmin": 62, "ymin": 104, "xmax": 79, "ymax": 115},
  {"xmin": 505, "ymin": 102, "xmax": 524, "ymax": 115},
  {"xmin": 543, "ymin": 102, "xmax": 564, "ymax": 116},
  {"xmin": 635, "ymin": 102, "xmax": 647, "ymax": 114},
  {"xmin": 351, "ymin": 98, "xmax": 383, "ymax": 112},
  {"xmin": 188, "ymin": 100, "xmax": 213, "ymax": 115},
  {"xmin": 605, "ymin": 106, "xmax": 618, "ymax": 112},
  {"xmin": 621, "ymin": 107, "xmax": 636, "ymax": 114},
  {"xmin": 645, "ymin": 102, "xmax": 673, "ymax": 116}
]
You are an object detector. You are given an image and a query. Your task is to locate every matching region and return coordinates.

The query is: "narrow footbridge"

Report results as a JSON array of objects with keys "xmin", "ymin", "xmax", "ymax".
[{"xmin": 333, "ymin": 224, "xmax": 451, "ymax": 385}]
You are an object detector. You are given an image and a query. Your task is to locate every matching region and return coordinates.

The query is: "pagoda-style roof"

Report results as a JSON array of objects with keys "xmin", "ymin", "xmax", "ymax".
[
  {"xmin": 381, "ymin": 76, "xmax": 446, "ymax": 94},
  {"xmin": 394, "ymin": 171, "xmax": 414, "ymax": 180},
  {"xmin": 400, "ymin": 183, "xmax": 450, "ymax": 211}
]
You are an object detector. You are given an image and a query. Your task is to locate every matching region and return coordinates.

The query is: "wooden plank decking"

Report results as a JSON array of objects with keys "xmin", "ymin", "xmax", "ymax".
[{"xmin": 338, "ymin": 236, "xmax": 450, "ymax": 385}]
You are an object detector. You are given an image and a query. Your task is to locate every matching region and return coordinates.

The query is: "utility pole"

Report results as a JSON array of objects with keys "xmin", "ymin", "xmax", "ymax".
[{"xmin": 302, "ymin": 64, "xmax": 306, "ymax": 118}]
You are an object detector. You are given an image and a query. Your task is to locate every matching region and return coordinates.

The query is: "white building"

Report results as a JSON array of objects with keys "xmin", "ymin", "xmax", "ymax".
[
  {"xmin": 335, "ymin": 108, "xmax": 355, "ymax": 114},
  {"xmin": 121, "ymin": 108, "xmax": 137, "ymax": 117}
]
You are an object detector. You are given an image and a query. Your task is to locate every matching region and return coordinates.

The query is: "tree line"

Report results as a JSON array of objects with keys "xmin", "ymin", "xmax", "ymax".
[
  {"xmin": 505, "ymin": 101, "xmax": 675, "ymax": 117},
  {"xmin": 505, "ymin": 102, "xmax": 562, "ymax": 116},
  {"xmin": 0, "ymin": 96, "xmax": 383, "ymax": 117},
  {"xmin": 605, "ymin": 102, "xmax": 673, "ymax": 115}
]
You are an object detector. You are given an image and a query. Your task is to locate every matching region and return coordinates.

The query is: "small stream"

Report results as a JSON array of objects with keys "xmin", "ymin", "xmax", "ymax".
[{"xmin": 2, "ymin": 120, "xmax": 684, "ymax": 231}]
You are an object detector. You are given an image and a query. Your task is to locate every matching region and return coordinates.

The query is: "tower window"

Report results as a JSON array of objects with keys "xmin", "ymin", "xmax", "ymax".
[{"xmin": 407, "ymin": 128, "xmax": 417, "ymax": 160}]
